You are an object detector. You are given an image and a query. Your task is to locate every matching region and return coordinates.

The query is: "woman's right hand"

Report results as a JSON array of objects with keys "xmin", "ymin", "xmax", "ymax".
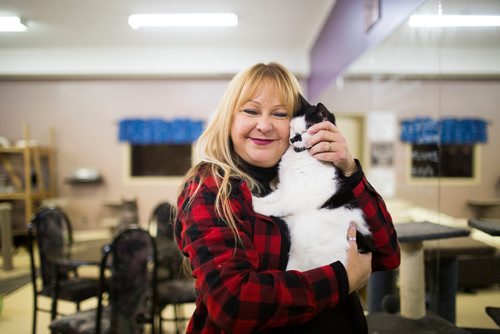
[{"xmin": 345, "ymin": 224, "xmax": 372, "ymax": 294}]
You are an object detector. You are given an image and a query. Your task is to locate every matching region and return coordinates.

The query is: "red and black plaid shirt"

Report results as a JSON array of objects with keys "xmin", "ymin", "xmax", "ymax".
[{"xmin": 175, "ymin": 164, "xmax": 400, "ymax": 333}]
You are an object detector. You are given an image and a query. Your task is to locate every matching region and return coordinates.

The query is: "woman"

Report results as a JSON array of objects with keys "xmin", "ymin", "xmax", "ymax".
[{"xmin": 175, "ymin": 62, "xmax": 400, "ymax": 333}]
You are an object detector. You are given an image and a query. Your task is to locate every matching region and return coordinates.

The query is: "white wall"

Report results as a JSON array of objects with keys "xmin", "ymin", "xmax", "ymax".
[{"xmin": 0, "ymin": 79, "xmax": 230, "ymax": 229}]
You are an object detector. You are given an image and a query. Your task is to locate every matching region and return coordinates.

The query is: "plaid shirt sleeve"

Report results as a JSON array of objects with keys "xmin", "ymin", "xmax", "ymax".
[
  {"xmin": 176, "ymin": 172, "xmax": 351, "ymax": 333},
  {"xmin": 347, "ymin": 160, "xmax": 401, "ymax": 271}
]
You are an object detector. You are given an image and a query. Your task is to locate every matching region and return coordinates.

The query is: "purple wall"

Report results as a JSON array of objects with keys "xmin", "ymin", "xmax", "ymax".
[{"xmin": 308, "ymin": 0, "xmax": 425, "ymax": 101}]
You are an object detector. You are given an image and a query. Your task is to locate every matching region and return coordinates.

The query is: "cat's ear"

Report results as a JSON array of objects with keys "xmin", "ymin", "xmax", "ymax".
[
  {"xmin": 299, "ymin": 94, "xmax": 311, "ymax": 108},
  {"xmin": 295, "ymin": 94, "xmax": 312, "ymax": 116},
  {"xmin": 317, "ymin": 103, "xmax": 336, "ymax": 125}
]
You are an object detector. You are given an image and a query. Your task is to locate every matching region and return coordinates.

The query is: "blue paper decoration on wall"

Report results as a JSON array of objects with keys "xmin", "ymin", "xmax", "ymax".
[
  {"xmin": 400, "ymin": 117, "xmax": 488, "ymax": 144},
  {"xmin": 119, "ymin": 118, "xmax": 204, "ymax": 144}
]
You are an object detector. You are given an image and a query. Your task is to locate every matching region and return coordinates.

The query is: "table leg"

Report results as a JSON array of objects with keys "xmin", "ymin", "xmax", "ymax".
[
  {"xmin": 367, "ymin": 270, "xmax": 397, "ymax": 312},
  {"xmin": 428, "ymin": 257, "xmax": 458, "ymax": 323},
  {"xmin": 0, "ymin": 203, "xmax": 14, "ymax": 271},
  {"xmin": 400, "ymin": 241, "xmax": 426, "ymax": 319}
]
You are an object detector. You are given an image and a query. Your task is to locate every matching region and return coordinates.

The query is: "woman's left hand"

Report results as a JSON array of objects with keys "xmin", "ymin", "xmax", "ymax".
[{"xmin": 307, "ymin": 121, "xmax": 358, "ymax": 177}]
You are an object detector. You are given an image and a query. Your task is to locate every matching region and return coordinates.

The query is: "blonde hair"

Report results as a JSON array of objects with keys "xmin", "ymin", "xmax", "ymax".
[{"xmin": 178, "ymin": 62, "xmax": 302, "ymax": 243}]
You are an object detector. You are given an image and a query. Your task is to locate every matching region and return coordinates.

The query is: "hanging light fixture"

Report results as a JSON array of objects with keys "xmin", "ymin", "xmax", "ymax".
[
  {"xmin": 0, "ymin": 16, "xmax": 27, "ymax": 32},
  {"xmin": 409, "ymin": 15, "xmax": 500, "ymax": 27},
  {"xmin": 128, "ymin": 13, "xmax": 238, "ymax": 29}
]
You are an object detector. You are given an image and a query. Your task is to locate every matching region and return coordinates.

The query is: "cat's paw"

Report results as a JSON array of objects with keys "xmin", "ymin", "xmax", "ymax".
[
  {"xmin": 252, "ymin": 195, "xmax": 282, "ymax": 216},
  {"xmin": 252, "ymin": 195, "xmax": 268, "ymax": 215}
]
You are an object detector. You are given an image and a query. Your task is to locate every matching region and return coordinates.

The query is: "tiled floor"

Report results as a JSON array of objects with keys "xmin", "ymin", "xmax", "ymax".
[{"xmin": 1, "ymin": 240, "xmax": 499, "ymax": 333}]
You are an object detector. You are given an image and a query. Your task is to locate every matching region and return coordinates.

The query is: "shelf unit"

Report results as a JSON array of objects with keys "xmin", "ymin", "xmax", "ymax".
[{"xmin": 0, "ymin": 124, "xmax": 56, "ymax": 235}]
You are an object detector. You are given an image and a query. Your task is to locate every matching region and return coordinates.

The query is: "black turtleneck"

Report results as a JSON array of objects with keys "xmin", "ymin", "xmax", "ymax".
[{"xmin": 236, "ymin": 157, "xmax": 278, "ymax": 196}]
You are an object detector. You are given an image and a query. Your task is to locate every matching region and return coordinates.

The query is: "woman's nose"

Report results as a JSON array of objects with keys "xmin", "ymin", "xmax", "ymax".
[{"xmin": 256, "ymin": 116, "xmax": 273, "ymax": 132}]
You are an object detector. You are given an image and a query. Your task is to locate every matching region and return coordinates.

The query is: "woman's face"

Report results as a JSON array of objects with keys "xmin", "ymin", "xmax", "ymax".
[{"xmin": 230, "ymin": 84, "xmax": 291, "ymax": 167}]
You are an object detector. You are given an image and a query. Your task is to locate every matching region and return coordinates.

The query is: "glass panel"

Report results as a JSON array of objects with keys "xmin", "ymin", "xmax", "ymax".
[{"xmin": 319, "ymin": 0, "xmax": 499, "ymax": 329}]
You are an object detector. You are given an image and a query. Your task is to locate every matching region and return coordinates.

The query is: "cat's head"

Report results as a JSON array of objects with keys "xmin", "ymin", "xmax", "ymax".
[{"xmin": 289, "ymin": 95, "xmax": 336, "ymax": 152}]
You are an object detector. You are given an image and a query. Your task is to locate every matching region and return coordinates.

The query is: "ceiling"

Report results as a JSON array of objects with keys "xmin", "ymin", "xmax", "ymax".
[
  {"xmin": 0, "ymin": 0, "xmax": 334, "ymax": 78},
  {"xmin": 0, "ymin": 0, "xmax": 499, "ymax": 79},
  {"xmin": 345, "ymin": 0, "xmax": 500, "ymax": 78}
]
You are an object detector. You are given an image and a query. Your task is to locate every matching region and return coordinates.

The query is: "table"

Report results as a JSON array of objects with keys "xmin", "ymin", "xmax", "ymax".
[
  {"xmin": 467, "ymin": 198, "xmax": 500, "ymax": 219},
  {"xmin": 467, "ymin": 219, "xmax": 500, "ymax": 328},
  {"xmin": 47, "ymin": 239, "xmax": 108, "ymax": 319},
  {"xmin": 395, "ymin": 221, "xmax": 469, "ymax": 320},
  {"xmin": 423, "ymin": 237, "xmax": 495, "ymax": 323},
  {"xmin": 367, "ymin": 312, "xmax": 470, "ymax": 334},
  {"xmin": 468, "ymin": 219, "xmax": 500, "ymax": 236},
  {"xmin": 368, "ymin": 236, "xmax": 495, "ymax": 322},
  {"xmin": 47, "ymin": 239, "xmax": 107, "ymax": 266}
]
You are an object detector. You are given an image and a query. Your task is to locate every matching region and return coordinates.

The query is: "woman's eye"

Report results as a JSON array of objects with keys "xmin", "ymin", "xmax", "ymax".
[
  {"xmin": 242, "ymin": 109, "xmax": 258, "ymax": 115},
  {"xmin": 273, "ymin": 112, "xmax": 289, "ymax": 119}
]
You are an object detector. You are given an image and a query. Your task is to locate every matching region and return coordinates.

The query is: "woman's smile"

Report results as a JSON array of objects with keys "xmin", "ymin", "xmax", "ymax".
[{"xmin": 250, "ymin": 138, "xmax": 275, "ymax": 145}]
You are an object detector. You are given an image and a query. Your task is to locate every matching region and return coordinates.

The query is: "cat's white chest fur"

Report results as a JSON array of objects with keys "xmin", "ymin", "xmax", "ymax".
[
  {"xmin": 251, "ymin": 114, "xmax": 370, "ymax": 271},
  {"xmin": 253, "ymin": 148, "xmax": 338, "ymax": 217}
]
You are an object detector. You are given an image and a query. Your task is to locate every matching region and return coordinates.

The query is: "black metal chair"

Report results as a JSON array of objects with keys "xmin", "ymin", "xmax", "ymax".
[
  {"xmin": 49, "ymin": 226, "xmax": 158, "ymax": 334},
  {"xmin": 149, "ymin": 202, "xmax": 181, "ymax": 283},
  {"xmin": 28, "ymin": 205, "xmax": 100, "ymax": 334},
  {"xmin": 149, "ymin": 202, "xmax": 197, "ymax": 334}
]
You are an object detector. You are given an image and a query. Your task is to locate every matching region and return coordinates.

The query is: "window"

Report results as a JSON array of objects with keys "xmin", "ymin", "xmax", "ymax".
[
  {"xmin": 411, "ymin": 144, "xmax": 475, "ymax": 178},
  {"xmin": 129, "ymin": 144, "xmax": 192, "ymax": 177}
]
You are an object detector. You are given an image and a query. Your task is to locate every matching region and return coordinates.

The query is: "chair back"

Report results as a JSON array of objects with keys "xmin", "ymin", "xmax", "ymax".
[
  {"xmin": 96, "ymin": 226, "xmax": 157, "ymax": 334},
  {"xmin": 149, "ymin": 202, "xmax": 182, "ymax": 280},
  {"xmin": 149, "ymin": 201, "xmax": 174, "ymax": 239},
  {"xmin": 28, "ymin": 206, "xmax": 74, "ymax": 289}
]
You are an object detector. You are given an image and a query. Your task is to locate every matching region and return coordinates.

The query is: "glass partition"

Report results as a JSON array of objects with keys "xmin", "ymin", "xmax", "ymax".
[{"xmin": 318, "ymin": 0, "xmax": 499, "ymax": 329}]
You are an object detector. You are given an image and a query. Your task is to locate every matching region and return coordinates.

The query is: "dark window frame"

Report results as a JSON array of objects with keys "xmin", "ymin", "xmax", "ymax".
[
  {"xmin": 127, "ymin": 143, "xmax": 193, "ymax": 178},
  {"xmin": 410, "ymin": 143, "xmax": 477, "ymax": 179}
]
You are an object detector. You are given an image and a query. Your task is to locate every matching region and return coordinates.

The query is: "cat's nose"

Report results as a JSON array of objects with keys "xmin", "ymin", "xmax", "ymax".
[{"xmin": 290, "ymin": 133, "xmax": 302, "ymax": 144}]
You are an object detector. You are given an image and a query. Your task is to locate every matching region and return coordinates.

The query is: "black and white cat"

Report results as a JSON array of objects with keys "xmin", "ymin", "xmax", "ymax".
[{"xmin": 252, "ymin": 97, "xmax": 372, "ymax": 271}]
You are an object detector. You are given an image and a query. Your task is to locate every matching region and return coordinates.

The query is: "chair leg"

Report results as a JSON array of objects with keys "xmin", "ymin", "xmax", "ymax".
[
  {"xmin": 173, "ymin": 305, "xmax": 181, "ymax": 334},
  {"xmin": 32, "ymin": 301, "xmax": 37, "ymax": 334},
  {"xmin": 158, "ymin": 309, "xmax": 163, "ymax": 334}
]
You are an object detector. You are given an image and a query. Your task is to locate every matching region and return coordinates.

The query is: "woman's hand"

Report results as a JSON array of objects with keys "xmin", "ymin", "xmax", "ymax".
[
  {"xmin": 345, "ymin": 224, "xmax": 372, "ymax": 294},
  {"xmin": 307, "ymin": 121, "xmax": 357, "ymax": 176}
]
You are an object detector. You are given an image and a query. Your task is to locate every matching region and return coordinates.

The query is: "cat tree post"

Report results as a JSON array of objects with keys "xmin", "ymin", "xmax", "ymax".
[
  {"xmin": 400, "ymin": 241, "xmax": 425, "ymax": 318},
  {"xmin": 395, "ymin": 222, "xmax": 469, "ymax": 320}
]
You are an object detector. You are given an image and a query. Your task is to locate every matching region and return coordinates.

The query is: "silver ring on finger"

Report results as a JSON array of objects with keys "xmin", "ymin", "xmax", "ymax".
[{"xmin": 328, "ymin": 142, "xmax": 333, "ymax": 152}]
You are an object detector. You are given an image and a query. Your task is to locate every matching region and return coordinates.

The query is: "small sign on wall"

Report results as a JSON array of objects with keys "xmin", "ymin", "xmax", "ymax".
[{"xmin": 364, "ymin": 0, "xmax": 381, "ymax": 32}]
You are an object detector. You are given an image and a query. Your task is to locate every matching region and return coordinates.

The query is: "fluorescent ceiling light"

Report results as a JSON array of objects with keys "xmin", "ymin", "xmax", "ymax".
[
  {"xmin": 128, "ymin": 13, "xmax": 238, "ymax": 29},
  {"xmin": 0, "ymin": 16, "xmax": 27, "ymax": 32},
  {"xmin": 409, "ymin": 15, "xmax": 500, "ymax": 27}
]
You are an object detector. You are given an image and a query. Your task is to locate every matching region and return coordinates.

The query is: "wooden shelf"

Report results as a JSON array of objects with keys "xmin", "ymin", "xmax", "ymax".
[
  {"xmin": 0, "ymin": 147, "xmax": 51, "ymax": 154},
  {"xmin": 0, "ymin": 192, "xmax": 48, "ymax": 200},
  {"xmin": 0, "ymin": 124, "xmax": 56, "ymax": 233},
  {"xmin": 64, "ymin": 177, "xmax": 103, "ymax": 185}
]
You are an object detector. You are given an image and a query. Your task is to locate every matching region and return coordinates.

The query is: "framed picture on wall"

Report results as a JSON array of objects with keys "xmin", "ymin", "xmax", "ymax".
[{"xmin": 364, "ymin": 0, "xmax": 381, "ymax": 32}]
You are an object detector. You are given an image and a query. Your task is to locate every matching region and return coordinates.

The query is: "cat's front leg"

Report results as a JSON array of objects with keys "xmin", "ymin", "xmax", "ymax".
[{"xmin": 252, "ymin": 190, "xmax": 287, "ymax": 217}]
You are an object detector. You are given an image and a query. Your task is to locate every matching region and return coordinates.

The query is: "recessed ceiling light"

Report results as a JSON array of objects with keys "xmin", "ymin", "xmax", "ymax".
[
  {"xmin": 128, "ymin": 13, "xmax": 238, "ymax": 29},
  {"xmin": 409, "ymin": 15, "xmax": 500, "ymax": 27},
  {"xmin": 0, "ymin": 16, "xmax": 27, "ymax": 32}
]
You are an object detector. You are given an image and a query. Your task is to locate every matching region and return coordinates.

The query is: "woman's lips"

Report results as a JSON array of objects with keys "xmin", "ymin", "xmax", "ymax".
[{"xmin": 251, "ymin": 138, "xmax": 274, "ymax": 145}]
